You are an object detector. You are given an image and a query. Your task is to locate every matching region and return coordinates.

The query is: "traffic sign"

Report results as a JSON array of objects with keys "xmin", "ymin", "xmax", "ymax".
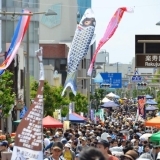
[
  {"xmin": 131, "ymin": 71, "xmax": 142, "ymax": 82},
  {"xmin": 95, "ymin": 73, "xmax": 122, "ymax": 88}
]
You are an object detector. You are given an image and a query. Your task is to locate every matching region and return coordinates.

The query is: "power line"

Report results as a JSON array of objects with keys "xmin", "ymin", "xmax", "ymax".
[{"xmin": 12, "ymin": 0, "xmax": 160, "ymax": 9}]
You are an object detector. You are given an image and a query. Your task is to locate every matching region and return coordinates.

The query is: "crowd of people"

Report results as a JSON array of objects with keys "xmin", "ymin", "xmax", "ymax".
[
  {"xmin": 42, "ymin": 105, "xmax": 159, "ymax": 160},
  {"xmin": 0, "ymin": 99, "xmax": 158, "ymax": 160}
]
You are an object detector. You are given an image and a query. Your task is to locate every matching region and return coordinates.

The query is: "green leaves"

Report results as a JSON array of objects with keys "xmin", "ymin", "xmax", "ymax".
[
  {"xmin": 30, "ymin": 78, "xmax": 89, "ymax": 116},
  {"xmin": 152, "ymin": 70, "xmax": 160, "ymax": 83},
  {"xmin": 0, "ymin": 70, "xmax": 15, "ymax": 118},
  {"xmin": 69, "ymin": 92, "xmax": 88, "ymax": 113},
  {"xmin": 30, "ymin": 79, "xmax": 70, "ymax": 116},
  {"xmin": 156, "ymin": 91, "xmax": 160, "ymax": 110},
  {"xmin": 61, "ymin": 106, "xmax": 69, "ymax": 117},
  {"xmin": 90, "ymin": 88, "xmax": 105, "ymax": 111}
]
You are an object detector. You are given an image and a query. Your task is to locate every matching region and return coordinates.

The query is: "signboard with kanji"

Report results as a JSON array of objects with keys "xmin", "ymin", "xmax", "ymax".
[
  {"xmin": 136, "ymin": 54, "xmax": 160, "ymax": 68},
  {"xmin": 135, "ymin": 35, "xmax": 160, "ymax": 68}
]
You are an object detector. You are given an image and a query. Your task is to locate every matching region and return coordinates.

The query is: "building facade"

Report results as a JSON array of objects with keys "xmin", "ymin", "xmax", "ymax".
[
  {"xmin": 1, "ymin": 0, "xmax": 40, "ymax": 80},
  {"xmin": 1, "ymin": 0, "xmax": 40, "ymax": 132},
  {"xmin": 39, "ymin": 0, "xmax": 77, "ymax": 44}
]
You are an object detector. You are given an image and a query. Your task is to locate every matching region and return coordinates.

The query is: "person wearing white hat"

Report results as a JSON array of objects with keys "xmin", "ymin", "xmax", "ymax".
[{"xmin": 63, "ymin": 143, "xmax": 75, "ymax": 160}]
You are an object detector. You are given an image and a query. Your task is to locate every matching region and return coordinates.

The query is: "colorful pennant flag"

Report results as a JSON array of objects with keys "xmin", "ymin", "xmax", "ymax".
[
  {"xmin": 87, "ymin": 7, "xmax": 133, "ymax": 76},
  {"xmin": 0, "ymin": 9, "xmax": 31, "ymax": 75}
]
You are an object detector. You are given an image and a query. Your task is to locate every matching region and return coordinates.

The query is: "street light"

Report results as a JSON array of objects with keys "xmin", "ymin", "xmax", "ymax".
[
  {"xmin": 0, "ymin": 10, "xmax": 57, "ymax": 108},
  {"xmin": 156, "ymin": 21, "xmax": 160, "ymax": 26}
]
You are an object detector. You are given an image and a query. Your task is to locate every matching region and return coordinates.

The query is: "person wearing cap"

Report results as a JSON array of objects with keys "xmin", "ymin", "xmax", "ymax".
[
  {"xmin": 107, "ymin": 135, "xmax": 112, "ymax": 142},
  {"xmin": 97, "ymin": 140, "xmax": 118, "ymax": 160},
  {"xmin": 80, "ymin": 137, "xmax": 88, "ymax": 148},
  {"xmin": 44, "ymin": 142, "xmax": 64, "ymax": 160},
  {"xmin": 63, "ymin": 143, "xmax": 75, "ymax": 160},
  {"xmin": 54, "ymin": 135, "xmax": 60, "ymax": 142},
  {"xmin": 137, "ymin": 152, "xmax": 153, "ymax": 160},
  {"xmin": 61, "ymin": 138, "xmax": 68, "ymax": 146}
]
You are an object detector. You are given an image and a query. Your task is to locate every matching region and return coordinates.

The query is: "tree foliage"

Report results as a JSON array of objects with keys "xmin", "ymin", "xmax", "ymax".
[
  {"xmin": 61, "ymin": 106, "xmax": 69, "ymax": 117},
  {"xmin": 69, "ymin": 92, "xmax": 88, "ymax": 113},
  {"xmin": 0, "ymin": 70, "xmax": 15, "ymax": 118},
  {"xmin": 30, "ymin": 79, "xmax": 70, "ymax": 116},
  {"xmin": 131, "ymin": 87, "xmax": 156, "ymax": 99},
  {"xmin": 90, "ymin": 88, "xmax": 105, "ymax": 111},
  {"xmin": 152, "ymin": 70, "xmax": 160, "ymax": 83}
]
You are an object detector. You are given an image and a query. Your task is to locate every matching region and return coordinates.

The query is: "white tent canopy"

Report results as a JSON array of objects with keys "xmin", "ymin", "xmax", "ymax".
[
  {"xmin": 106, "ymin": 92, "xmax": 117, "ymax": 98},
  {"xmin": 102, "ymin": 97, "xmax": 111, "ymax": 103}
]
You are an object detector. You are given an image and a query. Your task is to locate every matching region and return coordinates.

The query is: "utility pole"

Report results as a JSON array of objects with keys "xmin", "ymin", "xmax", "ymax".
[
  {"xmin": 117, "ymin": 62, "xmax": 118, "ymax": 73},
  {"xmin": 0, "ymin": 10, "xmax": 57, "ymax": 109}
]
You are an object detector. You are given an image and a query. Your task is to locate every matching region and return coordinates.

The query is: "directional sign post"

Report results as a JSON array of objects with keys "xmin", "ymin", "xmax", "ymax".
[
  {"xmin": 99, "ymin": 73, "xmax": 122, "ymax": 88},
  {"xmin": 131, "ymin": 71, "xmax": 142, "ymax": 82}
]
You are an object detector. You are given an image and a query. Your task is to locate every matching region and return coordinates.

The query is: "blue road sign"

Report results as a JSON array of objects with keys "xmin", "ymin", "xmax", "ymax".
[
  {"xmin": 99, "ymin": 73, "xmax": 122, "ymax": 88},
  {"xmin": 131, "ymin": 71, "xmax": 142, "ymax": 82}
]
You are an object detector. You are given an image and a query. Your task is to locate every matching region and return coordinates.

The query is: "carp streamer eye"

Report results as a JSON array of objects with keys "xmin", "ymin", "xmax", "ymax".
[{"xmin": 84, "ymin": 20, "xmax": 91, "ymax": 26}]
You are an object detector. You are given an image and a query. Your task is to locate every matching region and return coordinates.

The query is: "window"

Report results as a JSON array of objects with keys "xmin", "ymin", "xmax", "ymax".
[
  {"xmin": 0, "ymin": 56, "xmax": 4, "ymax": 64},
  {"xmin": 60, "ymin": 59, "xmax": 67, "ymax": 70},
  {"xmin": 83, "ymin": 58, "xmax": 86, "ymax": 69},
  {"xmin": 29, "ymin": 22, "xmax": 34, "ymax": 43},
  {"xmin": 2, "ymin": 1, "xmax": 6, "ymax": 7},
  {"xmin": 6, "ymin": 21, "xmax": 14, "ymax": 43},
  {"xmin": 28, "ymin": 0, "xmax": 34, "ymax": 7},
  {"xmin": 22, "ymin": 0, "xmax": 29, "ymax": 7},
  {"xmin": 25, "ymin": 57, "xmax": 34, "ymax": 76},
  {"xmin": 55, "ymin": 59, "xmax": 60, "ymax": 70},
  {"xmin": 6, "ymin": 0, "xmax": 14, "ymax": 7},
  {"xmin": 49, "ymin": 59, "xmax": 55, "ymax": 67},
  {"xmin": 2, "ymin": 22, "xmax": 6, "ymax": 51},
  {"xmin": 81, "ymin": 60, "xmax": 83, "ymax": 69},
  {"xmin": 81, "ymin": 80, "xmax": 83, "ymax": 89},
  {"xmin": 43, "ymin": 59, "xmax": 49, "ymax": 65},
  {"xmin": 83, "ymin": 79, "xmax": 86, "ymax": 89},
  {"xmin": 20, "ymin": 70, "xmax": 24, "ymax": 89}
]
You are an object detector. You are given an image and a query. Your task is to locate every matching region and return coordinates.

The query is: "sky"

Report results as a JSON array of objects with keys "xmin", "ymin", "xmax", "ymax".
[{"xmin": 92, "ymin": 0, "xmax": 160, "ymax": 64}]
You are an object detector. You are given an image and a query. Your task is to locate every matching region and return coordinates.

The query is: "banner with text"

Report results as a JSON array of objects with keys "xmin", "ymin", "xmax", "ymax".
[
  {"xmin": 138, "ymin": 95, "xmax": 146, "ymax": 119},
  {"xmin": 11, "ymin": 48, "xmax": 44, "ymax": 160}
]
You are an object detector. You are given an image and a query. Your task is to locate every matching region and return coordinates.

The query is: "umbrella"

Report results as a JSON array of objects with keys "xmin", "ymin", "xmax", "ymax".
[
  {"xmin": 106, "ymin": 92, "xmax": 117, "ymax": 98},
  {"xmin": 101, "ymin": 101, "xmax": 119, "ymax": 108},
  {"xmin": 146, "ymin": 99, "xmax": 157, "ymax": 105},
  {"xmin": 114, "ymin": 95, "xmax": 120, "ymax": 99},
  {"xmin": 145, "ymin": 116, "xmax": 160, "ymax": 127},
  {"xmin": 13, "ymin": 119, "xmax": 21, "ymax": 125},
  {"xmin": 102, "ymin": 97, "xmax": 110, "ymax": 103},
  {"xmin": 126, "ymin": 117, "xmax": 132, "ymax": 121},
  {"xmin": 150, "ymin": 132, "xmax": 160, "ymax": 142},
  {"xmin": 139, "ymin": 133, "xmax": 152, "ymax": 141},
  {"xmin": 145, "ymin": 106, "xmax": 158, "ymax": 111},
  {"xmin": 136, "ymin": 132, "xmax": 142, "ymax": 137},
  {"xmin": 145, "ymin": 95, "xmax": 153, "ymax": 99}
]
